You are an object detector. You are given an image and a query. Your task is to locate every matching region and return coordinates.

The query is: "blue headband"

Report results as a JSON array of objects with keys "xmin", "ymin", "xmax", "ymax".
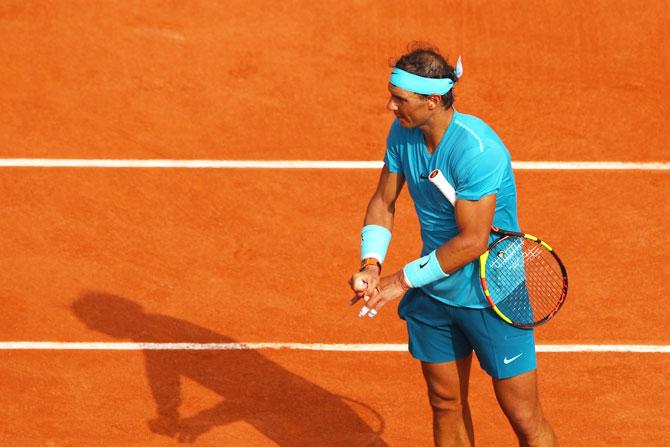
[{"xmin": 389, "ymin": 68, "xmax": 454, "ymax": 95}]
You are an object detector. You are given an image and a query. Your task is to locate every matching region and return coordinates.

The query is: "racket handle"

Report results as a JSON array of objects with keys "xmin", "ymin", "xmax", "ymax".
[{"xmin": 428, "ymin": 169, "xmax": 456, "ymax": 205}]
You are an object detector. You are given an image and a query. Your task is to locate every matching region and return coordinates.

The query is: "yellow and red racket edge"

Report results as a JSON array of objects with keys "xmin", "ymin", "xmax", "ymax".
[{"xmin": 479, "ymin": 227, "xmax": 569, "ymax": 329}]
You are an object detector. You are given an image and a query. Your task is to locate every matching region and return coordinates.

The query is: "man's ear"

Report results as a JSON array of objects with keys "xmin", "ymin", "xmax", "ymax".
[{"xmin": 427, "ymin": 94, "xmax": 442, "ymax": 110}]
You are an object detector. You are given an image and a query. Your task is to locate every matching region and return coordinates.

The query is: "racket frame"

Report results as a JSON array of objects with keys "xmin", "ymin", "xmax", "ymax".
[
  {"xmin": 426, "ymin": 168, "xmax": 568, "ymax": 328},
  {"xmin": 480, "ymin": 227, "xmax": 568, "ymax": 329}
]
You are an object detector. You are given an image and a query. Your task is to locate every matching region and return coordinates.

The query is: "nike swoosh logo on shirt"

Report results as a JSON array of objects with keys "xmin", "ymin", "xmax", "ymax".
[{"xmin": 503, "ymin": 353, "xmax": 523, "ymax": 364}]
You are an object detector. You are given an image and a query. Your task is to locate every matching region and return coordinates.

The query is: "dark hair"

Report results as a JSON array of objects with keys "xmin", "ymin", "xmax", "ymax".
[{"xmin": 391, "ymin": 42, "xmax": 458, "ymax": 109}]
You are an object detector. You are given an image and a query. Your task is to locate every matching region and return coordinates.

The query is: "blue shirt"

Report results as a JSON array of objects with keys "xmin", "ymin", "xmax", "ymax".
[{"xmin": 384, "ymin": 110, "xmax": 520, "ymax": 308}]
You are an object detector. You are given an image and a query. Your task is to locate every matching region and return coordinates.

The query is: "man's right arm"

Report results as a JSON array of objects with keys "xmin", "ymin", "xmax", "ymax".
[
  {"xmin": 349, "ymin": 165, "xmax": 405, "ymax": 298},
  {"xmin": 363, "ymin": 164, "xmax": 405, "ymax": 229}
]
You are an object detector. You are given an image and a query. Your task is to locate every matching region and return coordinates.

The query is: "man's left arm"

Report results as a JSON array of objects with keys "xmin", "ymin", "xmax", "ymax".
[{"xmin": 434, "ymin": 194, "xmax": 495, "ymax": 272}]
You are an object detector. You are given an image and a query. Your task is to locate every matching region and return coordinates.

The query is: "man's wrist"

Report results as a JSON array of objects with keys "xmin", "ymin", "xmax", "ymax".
[
  {"xmin": 399, "ymin": 269, "xmax": 412, "ymax": 290},
  {"xmin": 361, "ymin": 265, "xmax": 381, "ymax": 274},
  {"xmin": 360, "ymin": 257, "xmax": 382, "ymax": 274},
  {"xmin": 403, "ymin": 250, "xmax": 449, "ymax": 288},
  {"xmin": 360, "ymin": 225, "xmax": 392, "ymax": 265}
]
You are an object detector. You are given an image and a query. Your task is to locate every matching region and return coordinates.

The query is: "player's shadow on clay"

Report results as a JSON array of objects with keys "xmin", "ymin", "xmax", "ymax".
[{"xmin": 71, "ymin": 291, "xmax": 387, "ymax": 446}]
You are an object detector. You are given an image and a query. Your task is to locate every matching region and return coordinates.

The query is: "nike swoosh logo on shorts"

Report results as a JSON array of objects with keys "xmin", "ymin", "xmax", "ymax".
[{"xmin": 503, "ymin": 353, "xmax": 523, "ymax": 364}]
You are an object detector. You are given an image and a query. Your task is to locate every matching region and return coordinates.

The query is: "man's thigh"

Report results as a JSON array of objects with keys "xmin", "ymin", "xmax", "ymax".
[
  {"xmin": 398, "ymin": 288, "xmax": 472, "ymax": 363},
  {"xmin": 455, "ymin": 306, "xmax": 536, "ymax": 379},
  {"xmin": 421, "ymin": 355, "xmax": 473, "ymax": 403}
]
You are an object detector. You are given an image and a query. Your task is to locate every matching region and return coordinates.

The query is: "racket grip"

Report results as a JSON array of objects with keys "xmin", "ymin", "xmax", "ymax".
[{"xmin": 428, "ymin": 169, "xmax": 456, "ymax": 205}]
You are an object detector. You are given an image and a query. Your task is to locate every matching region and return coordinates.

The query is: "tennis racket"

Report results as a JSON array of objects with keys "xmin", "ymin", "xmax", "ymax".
[{"xmin": 428, "ymin": 169, "xmax": 568, "ymax": 328}]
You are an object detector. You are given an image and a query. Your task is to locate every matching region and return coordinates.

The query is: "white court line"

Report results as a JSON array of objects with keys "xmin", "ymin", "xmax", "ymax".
[
  {"xmin": 0, "ymin": 342, "xmax": 668, "ymax": 353},
  {"xmin": 0, "ymin": 159, "xmax": 668, "ymax": 170}
]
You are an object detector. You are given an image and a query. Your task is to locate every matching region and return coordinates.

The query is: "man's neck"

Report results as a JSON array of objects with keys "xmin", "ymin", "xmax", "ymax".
[{"xmin": 420, "ymin": 107, "xmax": 455, "ymax": 154}]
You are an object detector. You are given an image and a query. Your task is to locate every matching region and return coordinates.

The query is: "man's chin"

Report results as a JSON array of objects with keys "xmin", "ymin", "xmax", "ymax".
[{"xmin": 396, "ymin": 118, "xmax": 413, "ymax": 128}]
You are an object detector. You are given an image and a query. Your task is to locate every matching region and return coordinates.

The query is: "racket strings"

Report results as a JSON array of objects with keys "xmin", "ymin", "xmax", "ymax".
[{"xmin": 486, "ymin": 237, "xmax": 565, "ymax": 325}]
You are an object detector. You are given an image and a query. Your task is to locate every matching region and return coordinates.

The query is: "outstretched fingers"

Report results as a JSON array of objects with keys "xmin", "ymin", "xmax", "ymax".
[
  {"xmin": 358, "ymin": 287, "xmax": 386, "ymax": 318},
  {"xmin": 356, "ymin": 270, "xmax": 409, "ymax": 319}
]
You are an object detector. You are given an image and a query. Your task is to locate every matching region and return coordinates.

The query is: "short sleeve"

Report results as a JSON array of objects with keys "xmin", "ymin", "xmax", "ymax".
[
  {"xmin": 456, "ymin": 143, "xmax": 508, "ymax": 200},
  {"xmin": 383, "ymin": 119, "xmax": 403, "ymax": 174}
]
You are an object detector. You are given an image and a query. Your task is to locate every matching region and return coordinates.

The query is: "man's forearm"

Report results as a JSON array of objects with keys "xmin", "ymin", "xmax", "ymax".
[
  {"xmin": 363, "ymin": 195, "xmax": 395, "ymax": 230},
  {"xmin": 435, "ymin": 232, "xmax": 488, "ymax": 274}
]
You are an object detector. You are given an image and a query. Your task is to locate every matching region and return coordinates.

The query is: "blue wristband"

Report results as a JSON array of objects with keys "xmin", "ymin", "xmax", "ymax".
[
  {"xmin": 361, "ymin": 225, "xmax": 392, "ymax": 263},
  {"xmin": 403, "ymin": 250, "xmax": 449, "ymax": 288}
]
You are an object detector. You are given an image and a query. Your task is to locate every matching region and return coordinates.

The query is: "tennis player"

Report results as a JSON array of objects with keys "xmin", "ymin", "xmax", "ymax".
[{"xmin": 348, "ymin": 44, "xmax": 557, "ymax": 446}]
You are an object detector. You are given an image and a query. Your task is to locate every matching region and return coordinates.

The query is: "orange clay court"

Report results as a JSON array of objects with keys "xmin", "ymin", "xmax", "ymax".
[{"xmin": 0, "ymin": 1, "xmax": 668, "ymax": 446}]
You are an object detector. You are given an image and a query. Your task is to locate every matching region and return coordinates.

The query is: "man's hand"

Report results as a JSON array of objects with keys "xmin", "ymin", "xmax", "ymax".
[
  {"xmin": 348, "ymin": 265, "xmax": 381, "ymax": 306},
  {"xmin": 356, "ymin": 269, "xmax": 410, "ymax": 318}
]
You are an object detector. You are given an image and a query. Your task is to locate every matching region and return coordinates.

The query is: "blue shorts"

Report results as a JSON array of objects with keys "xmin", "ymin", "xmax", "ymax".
[{"xmin": 398, "ymin": 288, "xmax": 536, "ymax": 379}]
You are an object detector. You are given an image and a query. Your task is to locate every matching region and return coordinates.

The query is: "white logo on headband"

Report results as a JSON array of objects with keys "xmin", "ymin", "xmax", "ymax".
[{"xmin": 454, "ymin": 56, "xmax": 463, "ymax": 79}]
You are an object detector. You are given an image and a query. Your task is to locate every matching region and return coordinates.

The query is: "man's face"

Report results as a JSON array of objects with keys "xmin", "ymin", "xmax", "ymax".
[{"xmin": 386, "ymin": 84, "xmax": 430, "ymax": 128}]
